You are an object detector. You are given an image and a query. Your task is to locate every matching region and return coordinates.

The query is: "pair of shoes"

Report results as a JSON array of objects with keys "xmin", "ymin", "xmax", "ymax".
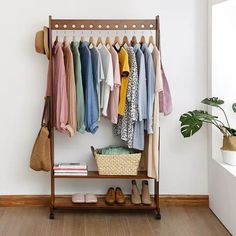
[
  {"xmin": 131, "ymin": 180, "xmax": 152, "ymax": 205},
  {"xmin": 105, "ymin": 187, "xmax": 125, "ymax": 205},
  {"xmin": 72, "ymin": 193, "xmax": 97, "ymax": 203}
]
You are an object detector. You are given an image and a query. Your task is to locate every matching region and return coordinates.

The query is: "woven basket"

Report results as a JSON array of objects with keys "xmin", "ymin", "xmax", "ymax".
[{"xmin": 91, "ymin": 146, "xmax": 141, "ymax": 175}]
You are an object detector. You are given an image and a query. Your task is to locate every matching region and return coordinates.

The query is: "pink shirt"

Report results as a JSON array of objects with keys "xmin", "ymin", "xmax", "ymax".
[
  {"xmin": 46, "ymin": 42, "xmax": 68, "ymax": 133},
  {"xmin": 107, "ymin": 46, "xmax": 120, "ymax": 124}
]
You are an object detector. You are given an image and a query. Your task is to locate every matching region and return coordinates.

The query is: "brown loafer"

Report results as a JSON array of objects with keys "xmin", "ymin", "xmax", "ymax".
[
  {"xmin": 115, "ymin": 187, "xmax": 126, "ymax": 205},
  {"xmin": 105, "ymin": 187, "xmax": 115, "ymax": 205}
]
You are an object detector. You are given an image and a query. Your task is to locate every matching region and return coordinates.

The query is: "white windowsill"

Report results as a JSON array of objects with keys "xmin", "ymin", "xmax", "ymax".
[{"xmin": 213, "ymin": 155, "xmax": 236, "ymax": 177}]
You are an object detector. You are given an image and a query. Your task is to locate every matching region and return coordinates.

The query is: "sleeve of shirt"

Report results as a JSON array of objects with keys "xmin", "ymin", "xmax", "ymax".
[
  {"xmin": 106, "ymin": 53, "xmax": 114, "ymax": 90},
  {"xmin": 114, "ymin": 54, "xmax": 121, "ymax": 87},
  {"xmin": 146, "ymin": 55, "xmax": 156, "ymax": 134},
  {"xmin": 138, "ymin": 53, "xmax": 147, "ymax": 121},
  {"xmin": 56, "ymin": 50, "xmax": 68, "ymax": 132},
  {"xmin": 99, "ymin": 53, "xmax": 105, "ymax": 81},
  {"xmin": 121, "ymin": 51, "xmax": 130, "ymax": 77},
  {"xmin": 153, "ymin": 47, "xmax": 163, "ymax": 92}
]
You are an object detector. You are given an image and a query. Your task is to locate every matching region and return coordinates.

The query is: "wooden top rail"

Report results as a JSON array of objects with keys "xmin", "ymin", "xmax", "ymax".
[{"xmin": 51, "ymin": 19, "xmax": 158, "ymax": 30}]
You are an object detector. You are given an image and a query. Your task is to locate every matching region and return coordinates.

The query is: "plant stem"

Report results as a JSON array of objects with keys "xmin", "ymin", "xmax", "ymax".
[
  {"xmin": 218, "ymin": 106, "xmax": 231, "ymax": 129},
  {"xmin": 203, "ymin": 120, "xmax": 228, "ymax": 135}
]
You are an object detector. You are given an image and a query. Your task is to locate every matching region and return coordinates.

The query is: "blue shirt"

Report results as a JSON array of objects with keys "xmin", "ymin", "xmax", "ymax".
[
  {"xmin": 140, "ymin": 43, "xmax": 155, "ymax": 134},
  {"xmin": 79, "ymin": 42, "xmax": 99, "ymax": 134},
  {"xmin": 133, "ymin": 44, "xmax": 147, "ymax": 121},
  {"xmin": 132, "ymin": 44, "xmax": 147, "ymax": 150},
  {"xmin": 90, "ymin": 47, "xmax": 103, "ymax": 119}
]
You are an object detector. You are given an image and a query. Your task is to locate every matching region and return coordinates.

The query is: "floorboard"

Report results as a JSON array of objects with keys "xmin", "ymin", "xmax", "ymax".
[{"xmin": 0, "ymin": 206, "xmax": 231, "ymax": 236}]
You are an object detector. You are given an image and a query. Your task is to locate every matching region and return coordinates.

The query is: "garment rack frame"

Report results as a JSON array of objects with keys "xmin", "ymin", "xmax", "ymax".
[{"xmin": 48, "ymin": 15, "xmax": 161, "ymax": 220}]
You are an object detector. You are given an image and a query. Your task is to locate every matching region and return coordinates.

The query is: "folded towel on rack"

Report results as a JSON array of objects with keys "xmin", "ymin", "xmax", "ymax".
[{"xmin": 100, "ymin": 145, "xmax": 136, "ymax": 155}]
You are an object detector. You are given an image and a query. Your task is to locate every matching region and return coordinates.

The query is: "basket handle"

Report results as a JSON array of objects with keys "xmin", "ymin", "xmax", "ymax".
[{"xmin": 91, "ymin": 146, "xmax": 96, "ymax": 158}]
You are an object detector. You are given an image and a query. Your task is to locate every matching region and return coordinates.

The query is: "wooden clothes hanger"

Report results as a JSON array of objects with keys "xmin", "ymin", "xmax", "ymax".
[
  {"xmin": 72, "ymin": 30, "xmax": 76, "ymax": 42},
  {"xmin": 113, "ymin": 35, "xmax": 121, "ymax": 50},
  {"xmin": 105, "ymin": 36, "xmax": 112, "ymax": 49},
  {"xmin": 122, "ymin": 35, "xmax": 130, "ymax": 47},
  {"xmin": 88, "ymin": 36, "xmax": 95, "ymax": 48},
  {"xmin": 96, "ymin": 36, "xmax": 103, "ymax": 47},
  {"xmin": 148, "ymin": 35, "xmax": 155, "ymax": 47},
  {"xmin": 140, "ymin": 35, "xmax": 146, "ymax": 44},
  {"xmin": 80, "ymin": 31, "xmax": 85, "ymax": 43},
  {"xmin": 130, "ymin": 35, "xmax": 137, "ymax": 46},
  {"xmin": 54, "ymin": 30, "xmax": 59, "ymax": 44}
]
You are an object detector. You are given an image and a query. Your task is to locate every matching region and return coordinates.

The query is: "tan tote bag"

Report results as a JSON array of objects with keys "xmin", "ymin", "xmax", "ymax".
[{"xmin": 30, "ymin": 97, "xmax": 51, "ymax": 171}]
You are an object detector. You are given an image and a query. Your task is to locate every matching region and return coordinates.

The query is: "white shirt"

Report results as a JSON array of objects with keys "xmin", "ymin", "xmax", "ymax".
[{"xmin": 98, "ymin": 45, "xmax": 113, "ymax": 116}]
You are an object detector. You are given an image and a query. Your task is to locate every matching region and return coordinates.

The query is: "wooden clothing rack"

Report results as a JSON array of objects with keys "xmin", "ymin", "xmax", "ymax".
[{"xmin": 48, "ymin": 15, "xmax": 161, "ymax": 220}]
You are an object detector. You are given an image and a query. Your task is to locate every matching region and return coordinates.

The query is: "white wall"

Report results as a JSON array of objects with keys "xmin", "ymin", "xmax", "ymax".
[
  {"xmin": 0, "ymin": 0, "xmax": 208, "ymax": 195},
  {"xmin": 211, "ymin": 0, "xmax": 236, "ymax": 158},
  {"xmin": 208, "ymin": 1, "xmax": 236, "ymax": 234}
]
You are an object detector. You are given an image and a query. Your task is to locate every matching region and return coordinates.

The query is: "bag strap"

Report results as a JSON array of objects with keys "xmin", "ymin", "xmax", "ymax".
[{"xmin": 41, "ymin": 96, "xmax": 50, "ymax": 127}]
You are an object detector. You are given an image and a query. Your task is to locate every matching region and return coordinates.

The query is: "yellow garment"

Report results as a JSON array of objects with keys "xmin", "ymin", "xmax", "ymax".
[{"xmin": 117, "ymin": 47, "xmax": 129, "ymax": 116}]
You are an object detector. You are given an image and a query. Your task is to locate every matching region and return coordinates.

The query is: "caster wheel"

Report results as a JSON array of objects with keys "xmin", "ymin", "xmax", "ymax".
[
  {"xmin": 155, "ymin": 213, "xmax": 161, "ymax": 220},
  {"xmin": 49, "ymin": 213, "xmax": 54, "ymax": 219},
  {"xmin": 154, "ymin": 210, "xmax": 161, "ymax": 220}
]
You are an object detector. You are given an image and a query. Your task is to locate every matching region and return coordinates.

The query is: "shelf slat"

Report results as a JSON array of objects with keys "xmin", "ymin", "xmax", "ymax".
[
  {"xmin": 54, "ymin": 171, "xmax": 153, "ymax": 179},
  {"xmin": 54, "ymin": 196, "xmax": 156, "ymax": 210}
]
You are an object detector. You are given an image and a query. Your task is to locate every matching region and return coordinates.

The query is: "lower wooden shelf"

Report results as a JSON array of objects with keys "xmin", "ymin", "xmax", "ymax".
[{"xmin": 53, "ymin": 196, "xmax": 156, "ymax": 210}]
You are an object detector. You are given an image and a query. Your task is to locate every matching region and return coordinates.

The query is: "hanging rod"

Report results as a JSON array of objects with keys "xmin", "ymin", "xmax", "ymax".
[{"xmin": 51, "ymin": 19, "xmax": 158, "ymax": 30}]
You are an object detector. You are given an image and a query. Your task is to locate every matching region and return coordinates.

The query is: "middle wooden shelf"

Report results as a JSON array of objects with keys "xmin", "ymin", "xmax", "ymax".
[{"xmin": 53, "ymin": 171, "xmax": 153, "ymax": 179}]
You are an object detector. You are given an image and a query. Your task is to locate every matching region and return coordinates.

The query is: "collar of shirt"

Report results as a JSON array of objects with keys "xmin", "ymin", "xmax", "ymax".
[
  {"xmin": 52, "ymin": 41, "xmax": 62, "ymax": 55},
  {"xmin": 132, "ymin": 43, "xmax": 141, "ymax": 53},
  {"xmin": 71, "ymin": 41, "xmax": 79, "ymax": 49},
  {"xmin": 79, "ymin": 41, "xmax": 89, "ymax": 49}
]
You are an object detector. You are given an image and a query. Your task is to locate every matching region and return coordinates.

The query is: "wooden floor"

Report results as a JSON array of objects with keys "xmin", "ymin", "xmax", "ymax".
[{"xmin": 0, "ymin": 206, "xmax": 230, "ymax": 236}]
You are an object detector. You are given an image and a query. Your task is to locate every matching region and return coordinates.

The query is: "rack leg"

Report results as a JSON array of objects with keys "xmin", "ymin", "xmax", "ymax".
[
  {"xmin": 49, "ymin": 206, "xmax": 54, "ymax": 219},
  {"xmin": 154, "ymin": 180, "xmax": 161, "ymax": 220}
]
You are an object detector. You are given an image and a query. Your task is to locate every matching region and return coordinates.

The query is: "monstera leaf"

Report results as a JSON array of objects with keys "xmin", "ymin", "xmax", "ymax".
[
  {"xmin": 179, "ymin": 111, "xmax": 203, "ymax": 138},
  {"xmin": 232, "ymin": 103, "xmax": 236, "ymax": 113},
  {"xmin": 193, "ymin": 110, "xmax": 218, "ymax": 121},
  {"xmin": 201, "ymin": 97, "xmax": 224, "ymax": 107},
  {"xmin": 179, "ymin": 110, "xmax": 217, "ymax": 138}
]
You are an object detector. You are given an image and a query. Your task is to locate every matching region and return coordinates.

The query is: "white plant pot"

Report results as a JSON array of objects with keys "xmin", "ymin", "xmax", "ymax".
[{"xmin": 221, "ymin": 150, "xmax": 236, "ymax": 166}]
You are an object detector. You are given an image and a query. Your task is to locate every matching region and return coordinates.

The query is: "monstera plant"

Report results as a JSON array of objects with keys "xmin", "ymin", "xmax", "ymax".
[{"xmin": 179, "ymin": 97, "xmax": 236, "ymax": 165}]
